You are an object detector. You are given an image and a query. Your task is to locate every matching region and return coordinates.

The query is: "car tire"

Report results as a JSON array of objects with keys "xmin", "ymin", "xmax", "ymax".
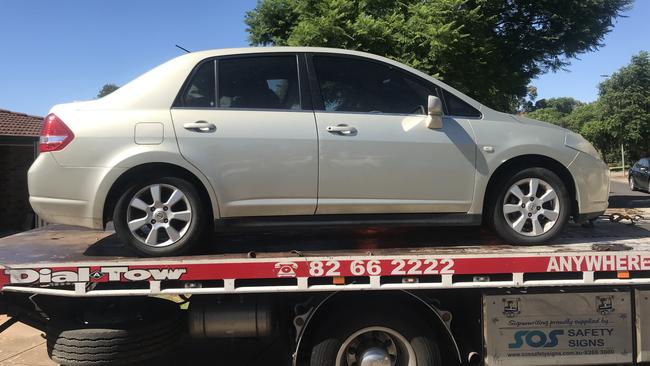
[
  {"xmin": 630, "ymin": 177, "xmax": 638, "ymax": 191},
  {"xmin": 46, "ymin": 298, "xmax": 182, "ymax": 366},
  {"xmin": 114, "ymin": 176, "xmax": 207, "ymax": 256},
  {"xmin": 489, "ymin": 167, "xmax": 570, "ymax": 245},
  {"xmin": 309, "ymin": 311, "xmax": 441, "ymax": 366}
]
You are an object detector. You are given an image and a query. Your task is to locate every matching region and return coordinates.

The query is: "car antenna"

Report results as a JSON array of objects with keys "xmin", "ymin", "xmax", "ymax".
[{"xmin": 175, "ymin": 44, "xmax": 191, "ymax": 53}]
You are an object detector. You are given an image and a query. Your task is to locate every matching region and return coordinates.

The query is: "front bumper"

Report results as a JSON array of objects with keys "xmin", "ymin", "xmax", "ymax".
[
  {"xmin": 567, "ymin": 151, "xmax": 610, "ymax": 216},
  {"xmin": 28, "ymin": 153, "xmax": 111, "ymax": 229}
]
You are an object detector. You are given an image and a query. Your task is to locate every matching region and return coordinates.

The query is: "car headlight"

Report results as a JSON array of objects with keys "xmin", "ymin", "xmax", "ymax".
[{"xmin": 565, "ymin": 132, "xmax": 602, "ymax": 160}]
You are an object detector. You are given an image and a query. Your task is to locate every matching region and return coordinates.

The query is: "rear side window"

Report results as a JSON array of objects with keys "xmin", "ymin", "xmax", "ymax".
[
  {"xmin": 179, "ymin": 60, "xmax": 216, "ymax": 108},
  {"xmin": 218, "ymin": 56, "xmax": 300, "ymax": 110},
  {"xmin": 441, "ymin": 89, "xmax": 481, "ymax": 118},
  {"xmin": 313, "ymin": 56, "xmax": 438, "ymax": 115}
]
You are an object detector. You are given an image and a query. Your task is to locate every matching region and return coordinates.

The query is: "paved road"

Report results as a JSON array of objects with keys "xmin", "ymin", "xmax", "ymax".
[{"xmin": 609, "ymin": 178, "xmax": 650, "ymax": 209}]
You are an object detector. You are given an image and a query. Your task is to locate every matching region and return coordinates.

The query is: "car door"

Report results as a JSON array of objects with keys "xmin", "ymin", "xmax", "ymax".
[
  {"xmin": 310, "ymin": 54, "xmax": 477, "ymax": 214},
  {"xmin": 641, "ymin": 159, "xmax": 650, "ymax": 189},
  {"xmin": 170, "ymin": 54, "xmax": 318, "ymax": 217}
]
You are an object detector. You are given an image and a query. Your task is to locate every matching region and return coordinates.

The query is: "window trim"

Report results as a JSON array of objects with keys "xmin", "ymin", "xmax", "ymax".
[
  {"xmin": 306, "ymin": 52, "xmax": 483, "ymax": 119},
  {"xmin": 439, "ymin": 88, "xmax": 483, "ymax": 119},
  {"xmin": 172, "ymin": 58, "xmax": 217, "ymax": 109},
  {"xmin": 172, "ymin": 52, "xmax": 311, "ymax": 112}
]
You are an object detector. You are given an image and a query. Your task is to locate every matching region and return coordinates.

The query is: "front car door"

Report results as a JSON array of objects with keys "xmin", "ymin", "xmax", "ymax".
[
  {"xmin": 641, "ymin": 159, "xmax": 650, "ymax": 189},
  {"xmin": 171, "ymin": 54, "xmax": 318, "ymax": 217},
  {"xmin": 309, "ymin": 54, "xmax": 477, "ymax": 215}
]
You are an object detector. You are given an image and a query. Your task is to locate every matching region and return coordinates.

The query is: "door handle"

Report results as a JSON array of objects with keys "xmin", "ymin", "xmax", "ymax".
[
  {"xmin": 183, "ymin": 121, "xmax": 216, "ymax": 133},
  {"xmin": 326, "ymin": 124, "xmax": 357, "ymax": 135}
]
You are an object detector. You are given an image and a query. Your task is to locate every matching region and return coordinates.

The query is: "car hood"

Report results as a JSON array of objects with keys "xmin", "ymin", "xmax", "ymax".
[{"xmin": 510, "ymin": 114, "xmax": 567, "ymax": 131}]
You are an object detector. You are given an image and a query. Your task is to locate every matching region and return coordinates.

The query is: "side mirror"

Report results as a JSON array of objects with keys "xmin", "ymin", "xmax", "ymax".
[{"xmin": 426, "ymin": 95, "xmax": 443, "ymax": 129}]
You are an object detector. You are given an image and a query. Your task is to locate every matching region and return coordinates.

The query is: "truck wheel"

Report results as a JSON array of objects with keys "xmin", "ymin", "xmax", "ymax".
[
  {"xmin": 114, "ymin": 176, "xmax": 207, "ymax": 256},
  {"xmin": 490, "ymin": 167, "xmax": 569, "ymax": 244},
  {"xmin": 309, "ymin": 314, "xmax": 441, "ymax": 366},
  {"xmin": 47, "ymin": 298, "xmax": 182, "ymax": 366}
]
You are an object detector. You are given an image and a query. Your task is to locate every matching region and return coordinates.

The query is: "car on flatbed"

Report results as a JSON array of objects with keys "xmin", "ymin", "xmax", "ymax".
[{"xmin": 29, "ymin": 47, "xmax": 609, "ymax": 256}]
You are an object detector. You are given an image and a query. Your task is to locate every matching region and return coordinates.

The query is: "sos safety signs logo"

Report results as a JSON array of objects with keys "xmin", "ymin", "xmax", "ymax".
[{"xmin": 484, "ymin": 292, "xmax": 633, "ymax": 366}]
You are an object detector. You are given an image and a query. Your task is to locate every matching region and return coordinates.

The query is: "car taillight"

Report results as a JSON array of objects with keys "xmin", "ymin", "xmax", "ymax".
[{"xmin": 39, "ymin": 114, "xmax": 75, "ymax": 152}]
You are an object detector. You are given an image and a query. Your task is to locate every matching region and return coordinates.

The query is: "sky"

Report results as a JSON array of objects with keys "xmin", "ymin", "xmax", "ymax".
[{"xmin": 0, "ymin": 0, "xmax": 649, "ymax": 117}]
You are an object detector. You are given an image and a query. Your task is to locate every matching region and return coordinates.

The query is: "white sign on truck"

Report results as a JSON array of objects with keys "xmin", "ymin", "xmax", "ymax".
[{"xmin": 483, "ymin": 292, "xmax": 633, "ymax": 365}]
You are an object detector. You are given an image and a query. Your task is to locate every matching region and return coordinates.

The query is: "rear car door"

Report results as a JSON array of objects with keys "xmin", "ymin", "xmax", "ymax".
[
  {"xmin": 309, "ymin": 54, "xmax": 477, "ymax": 214},
  {"xmin": 171, "ymin": 54, "xmax": 318, "ymax": 217}
]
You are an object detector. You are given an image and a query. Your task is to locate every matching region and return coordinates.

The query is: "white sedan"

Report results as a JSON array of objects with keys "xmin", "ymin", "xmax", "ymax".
[{"xmin": 29, "ymin": 47, "xmax": 609, "ymax": 256}]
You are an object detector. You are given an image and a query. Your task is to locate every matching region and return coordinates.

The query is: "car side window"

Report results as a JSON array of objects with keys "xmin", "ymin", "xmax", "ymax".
[
  {"xmin": 313, "ymin": 55, "xmax": 438, "ymax": 115},
  {"xmin": 218, "ymin": 56, "xmax": 300, "ymax": 110},
  {"xmin": 179, "ymin": 60, "xmax": 216, "ymax": 108},
  {"xmin": 441, "ymin": 89, "xmax": 482, "ymax": 118}
]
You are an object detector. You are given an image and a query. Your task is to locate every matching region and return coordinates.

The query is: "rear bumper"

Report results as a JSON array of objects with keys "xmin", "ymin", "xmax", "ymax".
[
  {"xmin": 29, "ymin": 196, "xmax": 100, "ymax": 229},
  {"xmin": 28, "ymin": 153, "xmax": 110, "ymax": 230}
]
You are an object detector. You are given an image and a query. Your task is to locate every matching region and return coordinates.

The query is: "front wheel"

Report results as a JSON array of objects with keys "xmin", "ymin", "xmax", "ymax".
[
  {"xmin": 490, "ymin": 167, "xmax": 570, "ymax": 245},
  {"xmin": 630, "ymin": 177, "xmax": 638, "ymax": 191},
  {"xmin": 114, "ymin": 176, "xmax": 207, "ymax": 256}
]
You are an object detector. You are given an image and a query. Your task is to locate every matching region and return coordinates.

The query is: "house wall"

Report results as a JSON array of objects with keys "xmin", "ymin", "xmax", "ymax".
[{"xmin": 0, "ymin": 144, "xmax": 35, "ymax": 230}]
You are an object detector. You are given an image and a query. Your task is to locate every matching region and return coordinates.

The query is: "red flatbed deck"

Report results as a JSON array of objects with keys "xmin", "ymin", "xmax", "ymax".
[{"xmin": 1, "ymin": 221, "xmax": 650, "ymax": 297}]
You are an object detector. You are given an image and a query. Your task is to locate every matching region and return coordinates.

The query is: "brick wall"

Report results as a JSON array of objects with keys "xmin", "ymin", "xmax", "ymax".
[{"xmin": 0, "ymin": 145, "xmax": 35, "ymax": 230}]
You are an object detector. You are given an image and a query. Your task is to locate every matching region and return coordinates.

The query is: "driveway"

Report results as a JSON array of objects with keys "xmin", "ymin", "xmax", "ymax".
[{"xmin": 609, "ymin": 175, "xmax": 650, "ymax": 209}]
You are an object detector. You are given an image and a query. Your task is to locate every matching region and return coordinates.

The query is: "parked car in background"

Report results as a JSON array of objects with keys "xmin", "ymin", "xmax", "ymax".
[
  {"xmin": 630, "ymin": 158, "xmax": 650, "ymax": 191},
  {"xmin": 28, "ymin": 47, "xmax": 609, "ymax": 256}
]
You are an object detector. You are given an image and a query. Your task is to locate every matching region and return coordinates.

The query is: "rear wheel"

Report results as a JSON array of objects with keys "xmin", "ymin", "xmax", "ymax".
[
  {"xmin": 490, "ymin": 167, "xmax": 570, "ymax": 244},
  {"xmin": 114, "ymin": 176, "xmax": 207, "ymax": 256},
  {"xmin": 309, "ymin": 313, "xmax": 441, "ymax": 366}
]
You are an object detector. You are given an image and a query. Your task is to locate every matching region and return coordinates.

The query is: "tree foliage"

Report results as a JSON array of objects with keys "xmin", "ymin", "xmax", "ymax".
[
  {"xmin": 245, "ymin": 0, "xmax": 631, "ymax": 112},
  {"xmin": 97, "ymin": 83, "xmax": 119, "ymax": 98},
  {"xmin": 598, "ymin": 51, "xmax": 650, "ymax": 161},
  {"xmin": 524, "ymin": 52, "xmax": 650, "ymax": 164}
]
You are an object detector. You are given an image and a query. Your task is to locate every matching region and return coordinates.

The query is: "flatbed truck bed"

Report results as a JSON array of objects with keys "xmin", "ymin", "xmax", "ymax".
[{"xmin": 3, "ymin": 219, "xmax": 650, "ymax": 365}]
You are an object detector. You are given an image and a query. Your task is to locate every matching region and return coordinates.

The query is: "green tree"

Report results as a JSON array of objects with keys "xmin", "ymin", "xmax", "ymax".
[
  {"xmin": 527, "ymin": 107, "xmax": 567, "ymax": 126},
  {"xmin": 525, "ymin": 97, "xmax": 585, "ymax": 129},
  {"xmin": 534, "ymin": 97, "xmax": 584, "ymax": 114},
  {"xmin": 567, "ymin": 102, "xmax": 603, "ymax": 133},
  {"xmin": 245, "ymin": 0, "xmax": 631, "ymax": 112},
  {"xmin": 97, "ymin": 83, "xmax": 119, "ymax": 98},
  {"xmin": 598, "ymin": 51, "xmax": 650, "ymax": 162},
  {"xmin": 518, "ymin": 85, "xmax": 538, "ymax": 112}
]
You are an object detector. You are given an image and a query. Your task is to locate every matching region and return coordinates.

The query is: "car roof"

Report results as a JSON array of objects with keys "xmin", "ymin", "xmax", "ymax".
[{"xmin": 183, "ymin": 47, "xmax": 396, "ymax": 62}]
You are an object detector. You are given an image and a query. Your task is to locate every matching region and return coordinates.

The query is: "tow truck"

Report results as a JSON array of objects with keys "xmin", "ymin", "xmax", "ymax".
[{"xmin": 2, "ymin": 215, "xmax": 650, "ymax": 365}]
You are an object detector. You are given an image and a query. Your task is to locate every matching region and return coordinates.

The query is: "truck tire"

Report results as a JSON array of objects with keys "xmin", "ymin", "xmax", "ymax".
[
  {"xmin": 114, "ymin": 176, "xmax": 207, "ymax": 257},
  {"xmin": 309, "ymin": 313, "xmax": 441, "ymax": 366},
  {"xmin": 46, "ymin": 298, "xmax": 182, "ymax": 366},
  {"xmin": 490, "ymin": 167, "xmax": 570, "ymax": 245}
]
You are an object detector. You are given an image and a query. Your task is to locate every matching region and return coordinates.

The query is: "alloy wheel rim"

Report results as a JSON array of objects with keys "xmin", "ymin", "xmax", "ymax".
[
  {"xmin": 336, "ymin": 326, "xmax": 416, "ymax": 366},
  {"xmin": 126, "ymin": 184, "xmax": 192, "ymax": 247},
  {"xmin": 630, "ymin": 178, "xmax": 634, "ymax": 190},
  {"xmin": 502, "ymin": 178, "xmax": 560, "ymax": 237}
]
